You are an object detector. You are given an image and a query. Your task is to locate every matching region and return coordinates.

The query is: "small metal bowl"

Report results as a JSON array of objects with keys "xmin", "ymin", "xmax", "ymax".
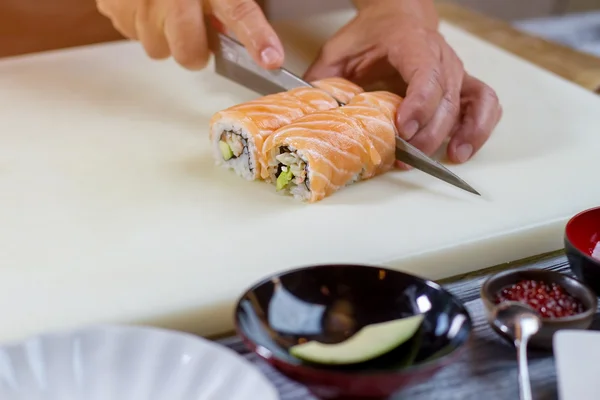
[{"xmin": 480, "ymin": 268, "xmax": 597, "ymax": 350}]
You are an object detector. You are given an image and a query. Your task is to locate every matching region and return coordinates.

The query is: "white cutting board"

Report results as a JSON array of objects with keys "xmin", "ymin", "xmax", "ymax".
[{"xmin": 1, "ymin": 9, "xmax": 599, "ymax": 343}]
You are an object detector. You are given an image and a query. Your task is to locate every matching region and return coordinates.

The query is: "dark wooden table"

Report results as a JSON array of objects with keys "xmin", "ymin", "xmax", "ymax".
[
  {"xmin": 219, "ymin": 254, "xmax": 600, "ymax": 399},
  {"xmin": 435, "ymin": 2, "xmax": 600, "ymax": 94}
]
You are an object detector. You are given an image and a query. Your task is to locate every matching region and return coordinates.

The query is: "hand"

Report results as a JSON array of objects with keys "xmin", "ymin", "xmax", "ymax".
[
  {"xmin": 304, "ymin": 0, "xmax": 501, "ymax": 164},
  {"xmin": 96, "ymin": 0, "xmax": 284, "ymax": 70},
  {"xmin": 448, "ymin": 74, "xmax": 502, "ymax": 164}
]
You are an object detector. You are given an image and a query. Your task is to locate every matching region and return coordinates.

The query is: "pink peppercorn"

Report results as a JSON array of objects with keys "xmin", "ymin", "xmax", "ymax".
[{"xmin": 494, "ymin": 279, "xmax": 585, "ymax": 318}]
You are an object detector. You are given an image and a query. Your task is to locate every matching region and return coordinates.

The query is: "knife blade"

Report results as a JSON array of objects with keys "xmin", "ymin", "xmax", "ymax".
[
  {"xmin": 208, "ymin": 30, "xmax": 313, "ymax": 95},
  {"xmin": 209, "ymin": 29, "xmax": 480, "ymax": 196},
  {"xmin": 395, "ymin": 136, "xmax": 480, "ymax": 196}
]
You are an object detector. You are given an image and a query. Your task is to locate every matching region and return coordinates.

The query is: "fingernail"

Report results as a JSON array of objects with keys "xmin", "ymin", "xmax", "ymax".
[
  {"xmin": 455, "ymin": 143, "xmax": 473, "ymax": 163},
  {"xmin": 261, "ymin": 47, "xmax": 281, "ymax": 66},
  {"xmin": 401, "ymin": 120, "xmax": 419, "ymax": 139}
]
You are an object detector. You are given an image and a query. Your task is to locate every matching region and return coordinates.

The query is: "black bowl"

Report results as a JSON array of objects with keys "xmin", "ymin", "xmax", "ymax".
[
  {"xmin": 564, "ymin": 206, "xmax": 600, "ymax": 294},
  {"xmin": 234, "ymin": 264, "xmax": 472, "ymax": 399}
]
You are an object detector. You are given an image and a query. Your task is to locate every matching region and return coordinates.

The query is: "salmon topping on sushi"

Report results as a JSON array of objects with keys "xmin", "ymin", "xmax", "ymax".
[
  {"xmin": 262, "ymin": 91, "xmax": 404, "ymax": 203},
  {"xmin": 208, "ymin": 77, "xmax": 365, "ymax": 181}
]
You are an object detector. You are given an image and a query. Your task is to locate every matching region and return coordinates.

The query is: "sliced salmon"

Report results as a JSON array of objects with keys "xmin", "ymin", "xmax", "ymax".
[
  {"xmin": 209, "ymin": 77, "xmax": 364, "ymax": 180},
  {"xmin": 338, "ymin": 92, "xmax": 404, "ymax": 176},
  {"xmin": 311, "ymin": 77, "xmax": 364, "ymax": 104},
  {"xmin": 262, "ymin": 110, "xmax": 382, "ymax": 202},
  {"xmin": 262, "ymin": 91, "xmax": 404, "ymax": 203}
]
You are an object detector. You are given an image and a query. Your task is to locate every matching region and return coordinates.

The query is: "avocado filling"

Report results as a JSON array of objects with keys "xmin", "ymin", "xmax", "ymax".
[
  {"xmin": 276, "ymin": 168, "xmax": 293, "ymax": 191},
  {"xmin": 218, "ymin": 140, "xmax": 233, "ymax": 160},
  {"xmin": 274, "ymin": 148, "xmax": 308, "ymax": 191},
  {"xmin": 219, "ymin": 131, "xmax": 245, "ymax": 160}
]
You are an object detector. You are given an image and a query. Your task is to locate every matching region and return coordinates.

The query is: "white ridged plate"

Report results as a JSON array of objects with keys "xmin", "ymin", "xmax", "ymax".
[{"xmin": 0, "ymin": 325, "xmax": 279, "ymax": 400}]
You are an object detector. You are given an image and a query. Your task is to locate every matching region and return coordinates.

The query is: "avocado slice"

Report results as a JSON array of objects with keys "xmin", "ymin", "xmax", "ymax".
[
  {"xmin": 289, "ymin": 314, "xmax": 424, "ymax": 365},
  {"xmin": 219, "ymin": 140, "xmax": 234, "ymax": 161},
  {"xmin": 276, "ymin": 168, "xmax": 294, "ymax": 191}
]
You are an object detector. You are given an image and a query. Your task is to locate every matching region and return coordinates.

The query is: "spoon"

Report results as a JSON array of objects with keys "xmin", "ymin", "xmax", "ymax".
[{"xmin": 491, "ymin": 301, "xmax": 542, "ymax": 400}]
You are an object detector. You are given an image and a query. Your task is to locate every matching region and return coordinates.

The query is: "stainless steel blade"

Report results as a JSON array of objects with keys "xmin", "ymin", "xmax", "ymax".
[
  {"xmin": 395, "ymin": 136, "xmax": 481, "ymax": 196},
  {"xmin": 209, "ymin": 30, "xmax": 313, "ymax": 96}
]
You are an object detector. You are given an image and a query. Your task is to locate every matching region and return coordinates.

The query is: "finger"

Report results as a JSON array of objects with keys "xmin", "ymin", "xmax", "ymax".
[
  {"xmin": 303, "ymin": 17, "xmax": 365, "ymax": 81},
  {"xmin": 135, "ymin": 0, "xmax": 170, "ymax": 59},
  {"xmin": 163, "ymin": 0, "xmax": 210, "ymax": 70},
  {"xmin": 210, "ymin": 0, "xmax": 284, "ymax": 69},
  {"xmin": 396, "ymin": 43, "xmax": 463, "ymax": 161},
  {"xmin": 303, "ymin": 53, "xmax": 345, "ymax": 82},
  {"xmin": 404, "ymin": 92, "xmax": 459, "ymax": 157},
  {"xmin": 447, "ymin": 75, "xmax": 501, "ymax": 163},
  {"xmin": 495, "ymin": 101, "xmax": 504, "ymax": 125},
  {"xmin": 388, "ymin": 41, "xmax": 444, "ymax": 141},
  {"xmin": 96, "ymin": 0, "xmax": 138, "ymax": 39}
]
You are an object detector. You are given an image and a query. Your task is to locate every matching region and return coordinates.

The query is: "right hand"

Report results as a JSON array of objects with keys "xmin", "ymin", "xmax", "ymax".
[{"xmin": 96, "ymin": 0, "xmax": 285, "ymax": 70}]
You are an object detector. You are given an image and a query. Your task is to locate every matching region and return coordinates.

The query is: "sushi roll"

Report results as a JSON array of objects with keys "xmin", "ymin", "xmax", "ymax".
[
  {"xmin": 262, "ymin": 91, "xmax": 403, "ymax": 203},
  {"xmin": 347, "ymin": 91, "xmax": 403, "ymax": 122},
  {"xmin": 337, "ymin": 92, "xmax": 403, "ymax": 176},
  {"xmin": 261, "ymin": 111, "xmax": 382, "ymax": 203},
  {"xmin": 208, "ymin": 78, "xmax": 364, "ymax": 181},
  {"xmin": 310, "ymin": 77, "xmax": 365, "ymax": 104}
]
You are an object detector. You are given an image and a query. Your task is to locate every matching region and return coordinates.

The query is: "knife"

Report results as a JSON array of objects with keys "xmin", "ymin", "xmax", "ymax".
[
  {"xmin": 208, "ymin": 29, "xmax": 480, "ymax": 196},
  {"xmin": 207, "ymin": 25, "xmax": 345, "ymax": 105}
]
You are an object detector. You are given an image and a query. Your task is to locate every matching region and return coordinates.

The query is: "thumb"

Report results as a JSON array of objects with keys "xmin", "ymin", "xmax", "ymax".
[
  {"xmin": 209, "ymin": 0, "xmax": 284, "ymax": 69},
  {"xmin": 303, "ymin": 17, "xmax": 363, "ymax": 81},
  {"xmin": 303, "ymin": 49, "xmax": 345, "ymax": 82}
]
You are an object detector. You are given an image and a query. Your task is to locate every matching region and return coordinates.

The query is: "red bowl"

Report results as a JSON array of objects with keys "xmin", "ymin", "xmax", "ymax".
[
  {"xmin": 234, "ymin": 264, "xmax": 472, "ymax": 399},
  {"xmin": 564, "ymin": 206, "xmax": 600, "ymax": 294}
]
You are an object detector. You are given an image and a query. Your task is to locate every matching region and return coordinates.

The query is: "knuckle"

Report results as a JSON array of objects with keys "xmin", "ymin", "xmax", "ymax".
[
  {"xmin": 441, "ymin": 93, "xmax": 461, "ymax": 118},
  {"xmin": 422, "ymin": 29, "xmax": 439, "ymax": 44},
  {"xmin": 427, "ymin": 67, "xmax": 444, "ymax": 90},
  {"xmin": 96, "ymin": 0, "xmax": 139, "ymax": 38},
  {"xmin": 112, "ymin": 20, "xmax": 136, "ymax": 39},
  {"xmin": 418, "ymin": 131, "xmax": 436, "ymax": 146},
  {"xmin": 226, "ymin": 0, "xmax": 261, "ymax": 23},
  {"xmin": 174, "ymin": 49, "xmax": 210, "ymax": 70},
  {"xmin": 481, "ymin": 85, "xmax": 500, "ymax": 103},
  {"xmin": 473, "ymin": 118, "xmax": 495, "ymax": 141},
  {"xmin": 166, "ymin": 0, "xmax": 188, "ymax": 20},
  {"xmin": 472, "ymin": 122, "xmax": 488, "ymax": 139},
  {"xmin": 95, "ymin": 0, "xmax": 111, "ymax": 16},
  {"xmin": 136, "ymin": 0, "xmax": 153, "ymax": 21},
  {"xmin": 411, "ymin": 131, "xmax": 437, "ymax": 154},
  {"xmin": 319, "ymin": 42, "xmax": 340, "ymax": 65},
  {"xmin": 144, "ymin": 45, "xmax": 170, "ymax": 60},
  {"xmin": 321, "ymin": 40, "xmax": 336, "ymax": 57},
  {"xmin": 410, "ymin": 93, "xmax": 433, "ymax": 121}
]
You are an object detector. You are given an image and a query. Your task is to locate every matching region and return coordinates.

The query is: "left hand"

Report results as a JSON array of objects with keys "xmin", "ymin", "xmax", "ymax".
[{"xmin": 303, "ymin": 0, "xmax": 502, "ymax": 165}]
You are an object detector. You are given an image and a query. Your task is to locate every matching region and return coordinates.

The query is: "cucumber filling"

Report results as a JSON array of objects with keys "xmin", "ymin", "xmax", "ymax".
[
  {"xmin": 219, "ymin": 131, "xmax": 245, "ymax": 160},
  {"xmin": 274, "ymin": 148, "xmax": 308, "ymax": 191},
  {"xmin": 276, "ymin": 168, "xmax": 293, "ymax": 191},
  {"xmin": 218, "ymin": 140, "xmax": 233, "ymax": 160}
]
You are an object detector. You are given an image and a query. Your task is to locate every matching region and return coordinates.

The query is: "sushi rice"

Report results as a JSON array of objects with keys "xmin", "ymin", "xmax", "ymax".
[
  {"xmin": 210, "ymin": 117, "xmax": 261, "ymax": 181},
  {"xmin": 266, "ymin": 145, "xmax": 362, "ymax": 202},
  {"xmin": 208, "ymin": 78, "xmax": 365, "ymax": 182}
]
